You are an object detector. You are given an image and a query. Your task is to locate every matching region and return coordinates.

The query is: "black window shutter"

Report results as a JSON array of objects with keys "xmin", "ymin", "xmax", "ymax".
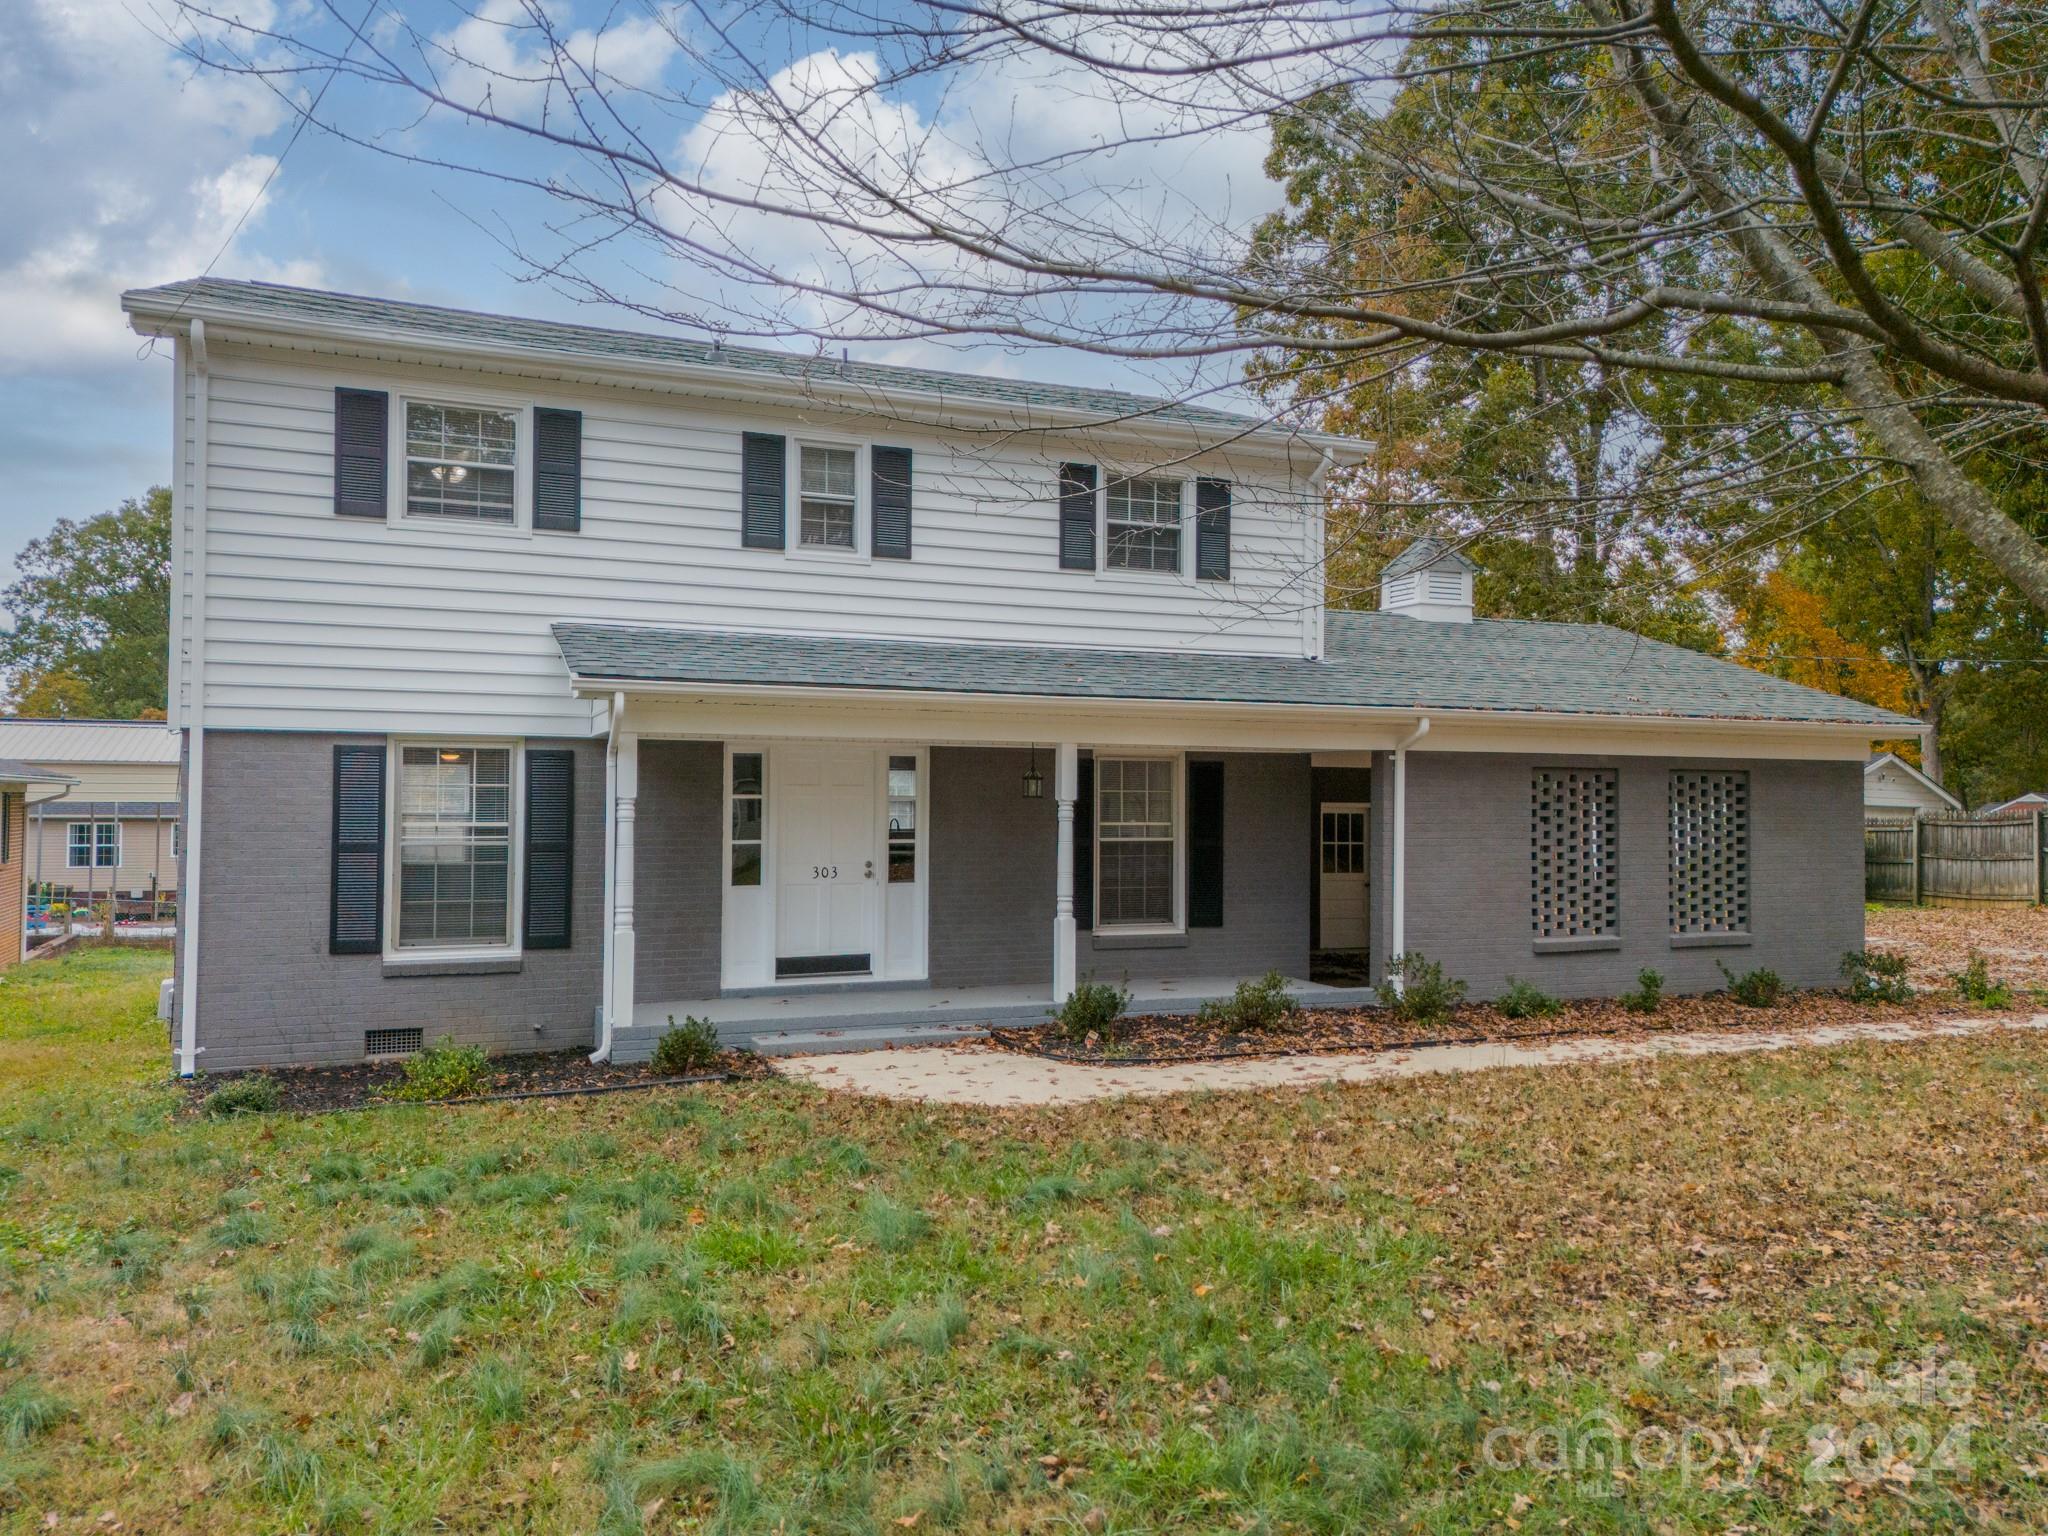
[
  {"xmin": 741, "ymin": 432, "xmax": 787, "ymax": 549},
  {"xmin": 333, "ymin": 388, "xmax": 389, "ymax": 519},
  {"xmin": 1058, "ymin": 462, "xmax": 1098, "ymax": 570},
  {"xmin": 871, "ymin": 445, "xmax": 913, "ymax": 560},
  {"xmin": 1188, "ymin": 758, "xmax": 1225, "ymax": 928},
  {"xmin": 1074, "ymin": 754, "xmax": 1094, "ymax": 930},
  {"xmin": 523, "ymin": 749, "xmax": 575, "ymax": 950},
  {"xmin": 1195, "ymin": 478, "xmax": 1232, "ymax": 581},
  {"xmin": 330, "ymin": 744, "xmax": 385, "ymax": 954},
  {"xmin": 534, "ymin": 408, "xmax": 583, "ymax": 532}
]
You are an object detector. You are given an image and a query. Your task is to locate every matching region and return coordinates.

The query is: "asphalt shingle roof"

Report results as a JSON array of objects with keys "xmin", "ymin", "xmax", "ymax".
[
  {"xmin": 124, "ymin": 278, "xmax": 1322, "ymax": 442},
  {"xmin": 552, "ymin": 612, "xmax": 1918, "ymax": 728}
]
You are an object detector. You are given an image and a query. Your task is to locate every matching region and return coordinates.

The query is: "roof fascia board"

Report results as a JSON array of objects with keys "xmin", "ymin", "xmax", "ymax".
[
  {"xmin": 571, "ymin": 672, "xmax": 1903, "ymax": 742},
  {"xmin": 124, "ymin": 297, "xmax": 1364, "ymax": 465}
]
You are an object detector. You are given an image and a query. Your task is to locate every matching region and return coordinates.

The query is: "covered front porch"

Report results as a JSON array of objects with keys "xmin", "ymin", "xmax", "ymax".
[
  {"xmin": 633, "ymin": 973, "xmax": 1383, "ymax": 1055},
  {"xmin": 569, "ymin": 652, "xmax": 1421, "ymax": 1065}
]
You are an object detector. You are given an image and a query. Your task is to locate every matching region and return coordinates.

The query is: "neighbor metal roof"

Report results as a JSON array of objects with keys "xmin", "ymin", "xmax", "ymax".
[
  {"xmin": 0, "ymin": 719, "xmax": 180, "ymax": 765},
  {"xmin": 123, "ymin": 278, "xmax": 1344, "ymax": 449},
  {"xmin": 553, "ymin": 612, "xmax": 1920, "ymax": 728}
]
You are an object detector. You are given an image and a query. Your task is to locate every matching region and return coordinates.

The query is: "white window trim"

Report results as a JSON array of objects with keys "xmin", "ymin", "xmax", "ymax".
[
  {"xmin": 68, "ymin": 820, "xmax": 120, "ymax": 870},
  {"xmin": 787, "ymin": 436, "xmax": 871, "ymax": 563},
  {"xmin": 385, "ymin": 737, "xmax": 526, "ymax": 962},
  {"xmin": 1099, "ymin": 472, "xmax": 1190, "ymax": 581},
  {"xmin": 388, "ymin": 392, "xmax": 534, "ymax": 537},
  {"xmin": 1092, "ymin": 750, "xmax": 1185, "ymax": 935}
]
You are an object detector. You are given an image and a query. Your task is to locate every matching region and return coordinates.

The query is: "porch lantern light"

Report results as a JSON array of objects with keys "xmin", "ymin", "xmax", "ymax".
[{"xmin": 1022, "ymin": 745, "xmax": 1044, "ymax": 800}]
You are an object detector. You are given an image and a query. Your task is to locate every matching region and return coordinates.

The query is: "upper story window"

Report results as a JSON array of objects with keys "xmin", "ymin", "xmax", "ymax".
[
  {"xmin": 396, "ymin": 744, "xmax": 513, "ymax": 949},
  {"xmin": 1105, "ymin": 476, "xmax": 1184, "ymax": 573},
  {"xmin": 799, "ymin": 445, "xmax": 859, "ymax": 550},
  {"xmin": 405, "ymin": 403, "xmax": 518, "ymax": 524}
]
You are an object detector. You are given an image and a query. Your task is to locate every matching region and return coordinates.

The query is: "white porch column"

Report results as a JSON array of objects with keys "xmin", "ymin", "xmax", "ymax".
[
  {"xmin": 611, "ymin": 730, "xmax": 639, "ymax": 1039},
  {"xmin": 1053, "ymin": 742, "xmax": 1079, "ymax": 1003},
  {"xmin": 1388, "ymin": 717, "xmax": 1430, "ymax": 994}
]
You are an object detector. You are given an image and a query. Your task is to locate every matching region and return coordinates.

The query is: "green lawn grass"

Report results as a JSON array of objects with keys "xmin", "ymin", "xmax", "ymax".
[{"xmin": 2, "ymin": 947, "xmax": 2046, "ymax": 1532}]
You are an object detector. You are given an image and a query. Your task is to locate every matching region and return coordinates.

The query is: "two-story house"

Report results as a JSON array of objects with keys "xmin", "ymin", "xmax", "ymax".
[{"xmin": 124, "ymin": 279, "xmax": 1917, "ymax": 1076}]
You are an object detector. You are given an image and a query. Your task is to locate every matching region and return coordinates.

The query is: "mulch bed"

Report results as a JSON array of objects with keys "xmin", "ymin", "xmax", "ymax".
[
  {"xmin": 185, "ymin": 1046, "xmax": 774, "ymax": 1115},
  {"xmin": 989, "ymin": 987, "xmax": 2033, "ymax": 1066}
]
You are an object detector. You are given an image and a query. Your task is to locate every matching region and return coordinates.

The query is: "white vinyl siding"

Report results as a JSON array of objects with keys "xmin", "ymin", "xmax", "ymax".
[{"xmin": 178, "ymin": 346, "xmax": 1315, "ymax": 734}]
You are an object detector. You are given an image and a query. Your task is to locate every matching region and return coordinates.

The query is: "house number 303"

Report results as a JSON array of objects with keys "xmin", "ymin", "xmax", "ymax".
[{"xmin": 813, "ymin": 865, "xmax": 839, "ymax": 880}]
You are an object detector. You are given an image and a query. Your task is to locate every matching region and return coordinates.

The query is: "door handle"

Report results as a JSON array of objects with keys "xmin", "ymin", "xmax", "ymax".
[{"xmin": 865, "ymin": 860, "xmax": 874, "ymax": 880}]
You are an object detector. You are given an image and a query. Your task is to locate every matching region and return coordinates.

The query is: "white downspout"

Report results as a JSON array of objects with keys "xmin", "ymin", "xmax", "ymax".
[
  {"xmin": 1388, "ymin": 715, "xmax": 1430, "ymax": 996},
  {"xmin": 592, "ymin": 690, "xmax": 624, "ymax": 1062},
  {"xmin": 176, "ymin": 320, "xmax": 210, "ymax": 1076}
]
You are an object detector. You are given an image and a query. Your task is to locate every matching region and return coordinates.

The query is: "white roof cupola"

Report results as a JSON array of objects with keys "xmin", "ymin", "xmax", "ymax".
[{"xmin": 1379, "ymin": 538, "xmax": 1476, "ymax": 623}]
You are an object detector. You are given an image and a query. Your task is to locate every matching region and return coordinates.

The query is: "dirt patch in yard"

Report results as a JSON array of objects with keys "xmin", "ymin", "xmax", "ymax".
[
  {"xmin": 1867, "ymin": 901, "xmax": 2048, "ymax": 990},
  {"xmin": 993, "ymin": 986, "xmax": 2028, "ymax": 1065},
  {"xmin": 185, "ymin": 1045, "xmax": 774, "ymax": 1114}
]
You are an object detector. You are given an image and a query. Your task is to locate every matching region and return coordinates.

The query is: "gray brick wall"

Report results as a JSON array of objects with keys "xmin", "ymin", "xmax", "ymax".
[
  {"xmin": 191, "ymin": 731, "xmax": 604, "ymax": 1073},
  {"xmin": 633, "ymin": 741, "xmax": 723, "ymax": 1003},
  {"xmin": 1376, "ymin": 751, "xmax": 1863, "ymax": 999},
  {"xmin": 929, "ymin": 747, "xmax": 1057, "ymax": 988}
]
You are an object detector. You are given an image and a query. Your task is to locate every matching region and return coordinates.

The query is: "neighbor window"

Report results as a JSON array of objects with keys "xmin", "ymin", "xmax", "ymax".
[
  {"xmin": 1668, "ymin": 770, "xmax": 1750, "ymax": 935},
  {"xmin": 1096, "ymin": 756, "xmax": 1177, "ymax": 927},
  {"xmin": 1105, "ymin": 476, "xmax": 1183, "ymax": 573},
  {"xmin": 798, "ymin": 444, "xmax": 858, "ymax": 550},
  {"xmin": 396, "ymin": 745, "xmax": 513, "ymax": 949},
  {"xmin": 405, "ymin": 402, "xmax": 518, "ymax": 523},
  {"xmin": 1531, "ymin": 768, "xmax": 1618, "ymax": 940},
  {"xmin": 68, "ymin": 822, "xmax": 118, "ymax": 869},
  {"xmin": 731, "ymin": 752, "xmax": 764, "ymax": 886},
  {"xmin": 887, "ymin": 755, "xmax": 918, "ymax": 883}
]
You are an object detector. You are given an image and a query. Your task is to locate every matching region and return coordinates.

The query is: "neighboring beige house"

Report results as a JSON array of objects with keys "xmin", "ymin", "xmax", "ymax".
[
  {"xmin": 1863, "ymin": 752, "xmax": 1961, "ymax": 822},
  {"xmin": 0, "ymin": 720, "xmax": 181, "ymax": 921},
  {"xmin": 0, "ymin": 759, "xmax": 78, "ymax": 964}
]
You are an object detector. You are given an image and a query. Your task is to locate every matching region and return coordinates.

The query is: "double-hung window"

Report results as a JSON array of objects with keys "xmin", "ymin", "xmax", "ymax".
[
  {"xmin": 404, "ymin": 402, "xmax": 518, "ymax": 524},
  {"xmin": 1105, "ymin": 476, "xmax": 1183, "ymax": 573},
  {"xmin": 68, "ymin": 822, "xmax": 118, "ymax": 869},
  {"xmin": 396, "ymin": 745, "xmax": 513, "ymax": 949},
  {"xmin": 1096, "ymin": 756, "xmax": 1178, "ymax": 928},
  {"xmin": 798, "ymin": 444, "xmax": 859, "ymax": 550}
]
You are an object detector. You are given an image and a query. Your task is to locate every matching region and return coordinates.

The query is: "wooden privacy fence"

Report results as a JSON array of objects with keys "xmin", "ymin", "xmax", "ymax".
[{"xmin": 1866, "ymin": 812, "xmax": 2048, "ymax": 906}]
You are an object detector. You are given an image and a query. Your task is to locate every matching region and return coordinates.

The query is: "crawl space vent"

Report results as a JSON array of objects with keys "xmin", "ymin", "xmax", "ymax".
[{"xmin": 364, "ymin": 1027, "xmax": 424, "ymax": 1060}]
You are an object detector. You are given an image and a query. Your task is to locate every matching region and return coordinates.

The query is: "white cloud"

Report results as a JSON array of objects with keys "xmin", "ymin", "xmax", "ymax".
[
  {"xmin": 0, "ymin": 0, "xmax": 321, "ymax": 375},
  {"xmin": 429, "ymin": 0, "xmax": 685, "ymax": 117}
]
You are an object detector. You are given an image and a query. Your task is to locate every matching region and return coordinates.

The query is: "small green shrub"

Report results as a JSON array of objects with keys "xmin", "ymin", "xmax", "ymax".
[
  {"xmin": 1841, "ymin": 949, "xmax": 1913, "ymax": 1004},
  {"xmin": 1195, "ymin": 970, "xmax": 1298, "ymax": 1031},
  {"xmin": 1376, "ymin": 953, "xmax": 1466, "ymax": 1024},
  {"xmin": 0, "ymin": 1380, "xmax": 68, "ymax": 1446},
  {"xmin": 1951, "ymin": 949, "xmax": 2014, "ymax": 1008},
  {"xmin": 383, "ymin": 1038, "xmax": 490, "ymax": 1103},
  {"xmin": 1050, "ymin": 979, "xmax": 1131, "ymax": 1043},
  {"xmin": 201, "ymin": 1074, "xmax": 281, "ymax": 1117},
  {"xmin": 1719, "ymin": 963, "xmax": 1785, "ymax": 1008},
  {"xmin": 1620, "ymin": 968, "xmax": 1664, "ymax": 1013},
  {"xmin": 1496, "ymin": 977, "xmax": 1562, "ymax": 1020},
  {"xmin": 651, "ymin": 1016, "xmax": 722, "ymax": 1075}
]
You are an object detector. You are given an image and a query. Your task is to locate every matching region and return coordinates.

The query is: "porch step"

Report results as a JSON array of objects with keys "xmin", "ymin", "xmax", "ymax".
[{"xmin": 730, "ymin": 1019, "xmax": 1005, "ymax": 1056}]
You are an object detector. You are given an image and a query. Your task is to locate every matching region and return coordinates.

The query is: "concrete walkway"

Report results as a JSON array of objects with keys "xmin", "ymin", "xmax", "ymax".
[{"xmin": 777, "ymin": 1011, "xmax": 2048, "ymax": 1106}]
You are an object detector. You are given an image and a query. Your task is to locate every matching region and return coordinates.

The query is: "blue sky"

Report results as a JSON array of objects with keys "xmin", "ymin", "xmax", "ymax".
[{"xmin": 0, "ymin": 0, "xmax": 1288, "ymax": 576}]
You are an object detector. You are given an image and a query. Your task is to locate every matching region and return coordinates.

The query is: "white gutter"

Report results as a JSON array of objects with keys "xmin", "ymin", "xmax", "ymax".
[
  {"xmin": 592, "ymin": 691, "xmax": 624, "ymax": 1063},
  {"xmin": 1388, "ymin": 715, "xmax": 1431, "ymax": 996},
  {"xmin": 176, "ymin": 321, "xmax": 209, "ymax": 1077}
]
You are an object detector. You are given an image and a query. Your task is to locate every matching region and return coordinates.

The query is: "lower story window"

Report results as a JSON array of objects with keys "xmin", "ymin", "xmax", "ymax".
[
  {"xmin": 68, "ymin": 821, "xmax": 119, "ymax": 868},
  {"xmin": 1097, "ymin": 756, "xmax": 1176, "ymax": 927},
  {"xmin": 397, "ymin": 745, "xmax": 512, "ymax": 949},
  {"xmin": 731, "ymin": 752, "xmax": 764, "ymax": 886},
  {"xmin": 887, "ymin": 755, "xmax": 917, "ymax": 882}
]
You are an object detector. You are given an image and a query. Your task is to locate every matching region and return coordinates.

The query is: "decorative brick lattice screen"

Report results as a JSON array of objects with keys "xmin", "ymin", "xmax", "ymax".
[
  {"xmin": 1531, "ymin": 769, "xmax": 1619, "ymax": 938},
  {"xmin": 1668, "ymin": 771, "xmax": 1751, "ymax": 934}
]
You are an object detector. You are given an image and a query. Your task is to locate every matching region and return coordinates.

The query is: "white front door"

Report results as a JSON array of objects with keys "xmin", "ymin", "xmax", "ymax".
[
  {"xmin": 1318, "ymin": 801, "xmax": 1369, "ymax": 950},
  {"xmin": 775, "ymin": 745, "xmax": 879, "ymax": 976}
]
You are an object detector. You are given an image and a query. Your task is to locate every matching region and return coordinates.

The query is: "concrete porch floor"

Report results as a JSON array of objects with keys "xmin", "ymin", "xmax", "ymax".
[{"xmin": 634, "ymin": 975, "xmax": 1381, "ymax": 1055}]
